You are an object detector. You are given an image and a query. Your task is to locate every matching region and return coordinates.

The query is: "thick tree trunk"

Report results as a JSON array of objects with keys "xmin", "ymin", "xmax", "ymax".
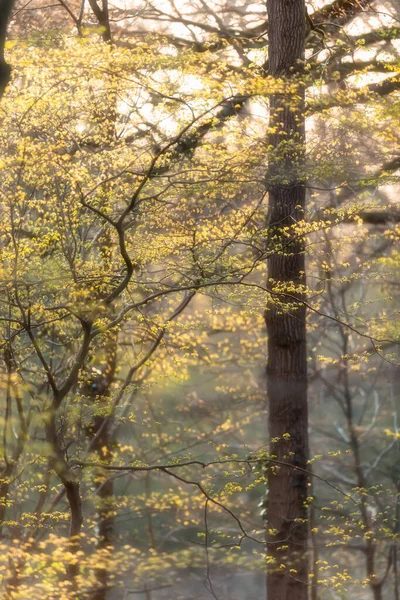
[{"xmin": 265, "ymin": 2, "xmax": 309, "ymax": 599}]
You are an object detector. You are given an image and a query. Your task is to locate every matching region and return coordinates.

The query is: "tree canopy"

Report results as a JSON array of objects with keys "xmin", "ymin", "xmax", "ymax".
[{"xmin": 0, "ymin": 1, "xmax": 399, "ymax": 598}]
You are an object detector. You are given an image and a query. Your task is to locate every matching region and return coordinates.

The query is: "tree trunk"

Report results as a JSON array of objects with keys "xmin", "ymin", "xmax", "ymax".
[
  {"xmin": 265, "ymin": 2, "xmax": 309, "ymax": 599},
  {"xmin": 45, "ymin": 415, "xmax": 83, "ymax": 584},
  {"xmin": 0, "ymin": 0, "xmax": 14, "ymax": 97},
  {"xmin": 86, "ymin": 334, "xmax": 117, "ymax": 600}
]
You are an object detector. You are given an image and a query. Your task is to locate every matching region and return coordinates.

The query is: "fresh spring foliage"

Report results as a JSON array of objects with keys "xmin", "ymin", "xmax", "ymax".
[{"xmin": 0, "ymin": 1, "xmax": 399, "ymax": 598}]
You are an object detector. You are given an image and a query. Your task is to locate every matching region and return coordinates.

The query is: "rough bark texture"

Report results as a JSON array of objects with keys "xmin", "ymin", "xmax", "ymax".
[{"xmin": 265, "ymin": 2, "xmax": 309, "ymax": 599}]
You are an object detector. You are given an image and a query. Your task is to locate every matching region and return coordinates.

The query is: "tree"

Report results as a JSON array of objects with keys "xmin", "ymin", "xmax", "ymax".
[
  {"xmin": 0, "ymin": 21, "xmax": 272, "ymax": 598},
  {"xmin": 264, "ymin": 2, "xmax": 309, "ymax": 599},
  {"xmin": 0, "ymin": 2, "xmax": 399, "ymax": 599},
  {"xmin": 0, "ymin": 0, "xmax": 14, "ymax": 97}
]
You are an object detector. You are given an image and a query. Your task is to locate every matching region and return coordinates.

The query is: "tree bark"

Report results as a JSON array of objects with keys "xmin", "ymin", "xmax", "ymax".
[
  {"xmin": 87, "ymin": 0, "xmax": 112, "ymax": 43},
  {"xmin": 85, "ymin": 335, "xmax": 117, "ymax": 600},
  {"xmin": 45, "ymin": 414, "xmax": 83, "ymax": 584},
  {"xmin": 0, "ymin": 0, "xmax": 14, "ymax": 97},
  {"xmin": 265, "ymin": 2, "xmax": 309, "ymax": 599}
]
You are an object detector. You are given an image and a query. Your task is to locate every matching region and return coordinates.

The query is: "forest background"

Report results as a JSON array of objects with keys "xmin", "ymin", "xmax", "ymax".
[{"xmin": 0, "ymin": 0, "xmax": 399, "ymax": 599}]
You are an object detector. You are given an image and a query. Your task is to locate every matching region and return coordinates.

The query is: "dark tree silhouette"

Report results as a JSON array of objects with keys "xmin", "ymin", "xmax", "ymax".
[{"xmin": 0, "ymin": 0, "xmax": 14, "ymax": 97}]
